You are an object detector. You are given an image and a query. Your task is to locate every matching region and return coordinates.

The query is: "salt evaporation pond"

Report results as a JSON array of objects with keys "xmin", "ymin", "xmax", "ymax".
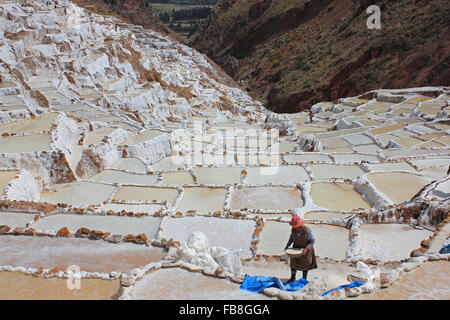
[
  {"xmin": 359, "ymin": 261, "xmax": 450, "ymax": 300},
  {"xmin": 130, "ymin": 268, "xmax": 273, "ymax": 300},
  {"xmin": 367, "ymin": 172, "xmax": 431, "ymax": 204},
  {"xmin": 359, "ymin": 224, "xmax": 433, "ymax": 262},
  {"xmin": 308, "ymin": 164, "xmax": 365, "ymax": 180},
  {"xmin": 310, "ymin": 182, "xmax": 372, "ymax": 211},
  {"xmin": 160, "ymin": 216, "xmax": 255, "ymax": 258},
  {"xmin": 283, "ymin": 153, "xmax": 333, "ymax": 164},
  {"xmin": 89, "ymin": 169, "xmax": 158, "ymax": 185},
  {"xmin": 304, "ymin": 211, "xmax": 354, "ymax": 221},
  {"xmin": 192, "ymin": 166, "xmax": 242, "ymax": 185},
  {"xmin": 0, "ymin": 212, "xmax": 34, "ymax": 229},
  {"xmin": 245, "ymin": 166, "xmax": 309, "ymax": 184},
  {"xmin": 41, "ymin": 181, "xmax": 117, "ymax": 207},
  {"xmin": 257, "ymin": 221, "xmax": 349, "ymax": 260},
  {"xmin": 109, "ymin": 158, "xmax": 147, "ymax": 174},
  {"xmin": 176, "ymin": 187, "xmax": 227, "ymax": 213},
  {"xmin": 83, "ymin": 127, "xmax": 116, "ymax": 145},
  {"xmin": 113, "ymin": 186, "xmax": 179, "ymax": 205},
  {"xmin": 0, "ymin": 272, "xmax": 120, "ymax": 300},
  {"xmin": 100, "ymin": 203, "xmax": 164, "ymax": 215},
  {"xmin": 0, "ymin": 235, "xmax": 166, "ymax": 273},
  {"xmin": 0, "ymin": 112, "xmax": 57, "ymax": 135},
  {"xmin": 0, "ymin": 170, "xmax": 19, "ymax": 193},
  {"xmin": 0, "ymin": 134, "xmax": 52, "ymax": 153},
  {"xmin": 229, "ymin": 186, "xmax": 303, "ymax": 211},
  {"xmin": 160, "ymin": 171, "xmax": 194, "ymax": 185},
  {"xmin": 33, "ymin": 214, "xmax": 162, "ymax": 239}
]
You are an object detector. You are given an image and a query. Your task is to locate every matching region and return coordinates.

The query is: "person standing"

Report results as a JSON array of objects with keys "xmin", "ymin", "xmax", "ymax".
[{"xmin": 284, "ymin": 216, "xmax": 317, "ymax": 283}]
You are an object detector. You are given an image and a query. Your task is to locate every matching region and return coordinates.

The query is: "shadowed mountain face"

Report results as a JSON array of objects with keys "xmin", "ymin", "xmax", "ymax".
[{"xmin": 188, "ymin": 0, "xmax": 450, "ymax": 113}]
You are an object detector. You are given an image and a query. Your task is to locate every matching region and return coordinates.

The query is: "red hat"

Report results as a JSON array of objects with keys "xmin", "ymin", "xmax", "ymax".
[{"xmin": 289, "ymin": 216, "xmax": 304, "ymax": 228}]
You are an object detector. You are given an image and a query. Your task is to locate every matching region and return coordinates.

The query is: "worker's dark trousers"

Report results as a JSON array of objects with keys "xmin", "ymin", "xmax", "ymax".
[{"xmin": 291, "ymin": 269, "xmax": 308, "ymax": 280}]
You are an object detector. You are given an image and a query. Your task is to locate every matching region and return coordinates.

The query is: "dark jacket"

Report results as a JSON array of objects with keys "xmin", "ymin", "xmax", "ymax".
[{"xmin": 285, "ymin": 225, "xmax": 318, "ymax": 271}]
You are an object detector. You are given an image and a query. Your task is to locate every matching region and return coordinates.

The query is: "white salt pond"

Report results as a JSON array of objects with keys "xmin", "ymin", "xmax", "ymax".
[
  {"xmin": 311, "ymin": 182, "xmax": 371, "ymax": 211},
  {"xmin": 176, "ymin": 187, "xmax": 227, "ymax": 213},
  {"xmin": 160, "ymin": 171, "xmax": 194, "ymax": 185},
  {"xmin": 0, "ymin": 113, "xmax": 57, "ymax": 135},
  {"xmin": 160, "ymin": 216, "xmax": 255, "ymax": 258},
  {"xmin": 283, "ymin": 153, "xmax": 333, "ymax": 164},
  {"xmin": 41, "ymin": 182, "xmax": 117, "ymax": 207},
  {"xmin": 304, "ymin": 211, "xmax": 354, "ymax": 221},
  {"xmin": 33, "ymin": 214, "xmax": 162, "ymax": 239},
  {"xmin": 360, "ymin": 261, "xmax": 450, "ymax": 300},
  {"xmin": 245, "ymin": 166, "xmax": 309, "ymax": 184},
  {"xmin": 332, "ymin": 153, "xmax": 380, "ymax": 164},
  {"xmin": 0, "ymin": 170, "xmax": 19, "ymax": 193},
  {"xmin": 113, "ymin": 186, "xmax": 179, "ymax": 205},
  {"xmin": 123, "ymin": 130, "xmax": 165, "ymax": 145},
  {"xmin": 151, "ymin": 156, "xmax": 186, "ymax": 171},
  {"xmin": 257, "ymin": 221, "xmax": 349, "ymax": 260},
  {"xmin": 359, "ymin": 224, "xmax": 433, "ymax": 262},
  {"xmin": 308, "ymin": 164, "xmax": 365, "ymax": 180},
  {"xmin": 229, "ymin": 186, "xmax": 303, "ymax": 211},
  {"xmin": 0, "ymin": 272, "xmax": 120, "ymax": 300},
  {"xmin": 84, "ymin": 127, "xmax": 116, "ymax": 145},
  {"xmin": 0, "ymin": 134, "xmax": 52, "ymax": 153},
  {"xmin": 130, "ymin": 268, "xmax": 272, "ymax": 300},
  {"xmin": 0, "ymin": 235, "xmax": 166, "ymax": 273},
  {"xmin": 367, "ymin": 162, "xmax": 417, "ymax": 172},
  {"xmin": 100, "ymin": 203, "xmax": 164, "ymax": 215},
  {"xmin": 109, "ymin": 158, "xmax": 147, "ymax": 174},
  {"xmin": 192, "ymin": 166, "xmax": 242, "ymax": 185},
  {"xmin": 89, "ymin": 170, "xmax": 158, "ymax": 185},
  {"xmin": 0, "ymin": 211, "xmax": 35, "ymax": 228},
  {"xmin": 367, "ymin": 172, "xmax": 431, "ymax": 204}
]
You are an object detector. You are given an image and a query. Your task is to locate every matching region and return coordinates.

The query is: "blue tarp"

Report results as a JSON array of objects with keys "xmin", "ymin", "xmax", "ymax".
[
  {"xmin": 240, "ymin": 275, "xmax": 365, "ymax": 296},
  {"xmin": 439, "ymin": 244, "xmax": 450, "ymax": 254},
  {"xmin": 321, "ymin": 280, "xmax": 365, "ymax": 296},
  {"xmin": 240, "ymin": 274, "xmax": 309, "ymax": 293}
]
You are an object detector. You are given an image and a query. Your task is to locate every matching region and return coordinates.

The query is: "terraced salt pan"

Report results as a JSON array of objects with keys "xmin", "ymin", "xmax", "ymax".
[
  {"xmin": 310, "ymin": 182, "xmax": 372, "ymax": 211},
  {"xmin": 113, "ymin": 186, "xmax": 178, "ymax": 205},
  {"xmin": 160, "ymin": 171, "xmax": 194, "ymax": 185},
  {"xmin": 308, "ymin": 164, "xmax": 365, "ymax": 180},
  {"xmin": 84, "ymin": 127, "xmax": 116, "ymax": 145},
  {"xmin": 361, "ymin": 261, "xmax": 450, "ymax": 300},
  {"xmin": 0, "ymin": 211, "xmax": 35, "ymax": 228},
  {"xmin": 0, "ymin": 134, "xmax": 52, "ymax": 153},
  {"xmin": 369, "ymin": 124, "xmax": 406, "ymax": 135},
  {"xmin": 283, "ymin": 153, "xmax": 333, "ymax": 164},
  {"xmin": 0, "ymin": 113, "xmax": 57, "ymax": 135},
  {"xmin": 109, "ymin": 158, "xmax": 147, "ymax": 174},
  {"xmin": 34, "ymin": 214, "xmax": 162, "ymax": 239},
  {"xmin": 351, "ymin": 144, "xmax": 383, "ymax": 155},
  {"xmin": 332, "ymin": 153, "xmax": 379, "ymax": 163},
  {"xmin": 257, "ymin": 221, "xmax": 349, "ymax": 260},
  {"xmin": 101, "ymin": 203, "xmax": 164, "ymax": 214},
  {"xmin": 229, "ymin": 186, "xmax": 303, "ymax": 211},
  {"xmin": 130, "ymin": 268, "xmax": 270, "ymax": 300},
  {"xmin": 41, "ymin": 182, "xmax": 117, "ymax": 207},
  {"xmin": 192, "ymin": 167, "xmax": 242, "ymax": 185},
  {"xmin": 343, "ymin": 134, "xmax": 373, "ymax": 145},
  {"xmin": 160, "ymin": 216, "xmax": 255, "ymax": 258},
  {"xmin": 366, "ymin": 172, "xmax": 431, "ymax": 204},
  {"xmin": 359, "ymin": 224, "xmax": 433, "ymax": 262},
  {"xmin": 429, "ymin": 179, "xmax": 450, "ymax": 200},
  {"xmin": 0, "ymin": 235, "xmax": 165, "ymax": 273},
  {"xmin": 367, "ymin": 162, "xmax": 416, "ymax": 172},
  {"xmin": 0, "ymin": 272, "xmax": 120, "ymax": 300},
  {"xmin": 245, "ymin": 166, "xmax": 309, "ymax": 185},
  {"xmin": 321, "ymin": 137, "xmax": 350, "ymax": 148},
  {"xmin": 89, "ymin": 170, "xmax": 158, "ymax": 185},
  {"xmin": 325, "ymin": 147, "xmax": 356, "ymax": 153},
  {"xmin": 304, "ymin": 211, "xmax": 354, "ymax": 221},
  {"xmin": 176, "ymin": 187, "xmax": 227, "ymax": 213},
  {"xmin": 123, "ymin": 130, "xmax": 164, "ymax": 145},
  {"xmin": 0, "ymin": 170, "xmax": 19, "ymax": 194},
  {"xmin": 393, "ymin": 137, "xmax": 424, "ymax": 148},
  {"xmin": 151, "ymin": 156, "xmax": 186, "ymax": 171}
]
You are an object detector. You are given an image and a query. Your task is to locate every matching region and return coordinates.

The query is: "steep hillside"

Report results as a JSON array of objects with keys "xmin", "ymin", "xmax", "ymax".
[
  {"xmin": 188, "ymin": 0, "xmax": 450, "ymax": 112},
  {"xmin": 72, "ymin": 0, "xmax": 177, "ymax": 38}
]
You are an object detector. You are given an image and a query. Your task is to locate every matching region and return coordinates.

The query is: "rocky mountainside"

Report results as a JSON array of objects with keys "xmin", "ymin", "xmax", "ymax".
[{"xmin": 188, "ymin": 0, "xmax": 450, "ymax": 113}]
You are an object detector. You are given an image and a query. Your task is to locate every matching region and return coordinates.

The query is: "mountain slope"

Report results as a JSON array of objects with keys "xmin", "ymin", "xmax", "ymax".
[{"xmin": 188, "ymin": 0, "xmax": 450, "ymax": 113}]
